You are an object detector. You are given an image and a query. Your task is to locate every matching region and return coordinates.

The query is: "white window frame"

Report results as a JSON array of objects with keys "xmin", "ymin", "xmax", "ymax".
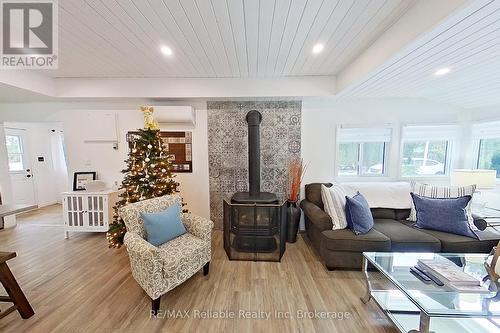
[
  {"xmin": 471, "ymin": 120, "xmax": 500, "ymax": 182},
  {"xmin": 5, "ymin": 134, "xmax": 25, "ymax": 172},
  {"xmin": 399, "ymin": 125, "xmax": 458, "ymax": 180},
  {"xmin": 336, "ymin": 126, "xmax": 392, "ymax": 179}
]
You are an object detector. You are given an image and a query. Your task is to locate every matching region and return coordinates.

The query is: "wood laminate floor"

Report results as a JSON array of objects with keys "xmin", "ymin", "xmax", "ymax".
[
  {"xmin": 15, "ymin": 204, "xmax": 64, "ymax": 226},
  {"xmin": 0, "ymin": 206, "xmax": 396, "ymax": 333}
]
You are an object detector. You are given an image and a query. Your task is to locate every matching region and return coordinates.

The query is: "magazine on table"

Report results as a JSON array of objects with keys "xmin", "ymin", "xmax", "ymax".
[
  {"xmin": 447, "ymin": 283, "xmax": 490, "ymax": 293},
  {"xmin": 417, "ymin": 259, "xmax": 480, "ymax": 286}
]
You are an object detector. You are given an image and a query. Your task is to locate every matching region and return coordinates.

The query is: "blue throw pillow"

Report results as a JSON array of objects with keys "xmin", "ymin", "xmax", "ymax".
[
  {"xmin": 345, "ymin": 192, "xmax": 374, "ymax": 235},
  {"xmin": 141, "ymin": 203, "xmax": 186, "ymax": 246},
  {"xmin": 411, "ymin": 193, "xmax": 477, "ymax": 239}
]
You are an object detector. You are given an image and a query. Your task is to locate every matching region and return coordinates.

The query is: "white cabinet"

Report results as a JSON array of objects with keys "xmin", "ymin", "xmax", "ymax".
[{"xmin": 62, "ymin": 190, "xmax": 120, "ymax": 238}]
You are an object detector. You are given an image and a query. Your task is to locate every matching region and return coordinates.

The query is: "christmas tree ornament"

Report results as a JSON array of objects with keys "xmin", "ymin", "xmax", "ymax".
[{"xmin": 140, "ymin": 106, "xmax": 160, "ymax": 131}]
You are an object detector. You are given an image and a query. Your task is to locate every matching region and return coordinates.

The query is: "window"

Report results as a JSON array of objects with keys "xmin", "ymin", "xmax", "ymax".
[
  {"xmin": 400, "ymin": 125, "xmax": 457, "ymax": 177},
  {"xmin": 477, "ymin": 138, "xmax": 500, "ymax": 178},
  {"xmin": 337, "ymin": 127, "xmax": 391, "ymax": 177},
  {"xmin": 473, "ymin": 121, "xmax": 500, "ymax": 178},
  {"xmin": 5, "ymin": 135, "xmax": 24, "ymax": 171},
  {"xmin": 401, "ymin": 141, "xmax": 448, "ymax": 176},
  {"xmin": 338, "ymin": 143, "xmax": 359, "ymax": 176}
]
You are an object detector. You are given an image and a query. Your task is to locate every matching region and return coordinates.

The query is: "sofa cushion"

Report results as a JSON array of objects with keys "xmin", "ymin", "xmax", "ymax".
[
  {"xmin": 158, "ymin": 233, "xmax": 208, "ymax": 261},
  {"xmin": 305, "ymin": 183, "xmax": 332, "ymax": 209},
  {"xmin": 371, "ymin": 208, "xmax": 397, "ymax": 219},
  {"xmin": 371, "ymin": 208, "xmax": 411, "ymax": 220},
  {"xmin": 345, "ymin": 192, "xmax": 374, "ymax": 235},
  {"xmin": 321, "ymin": 228, "xmax": 391, "ymax": 252},
  {"xmin": 411, "ymin": 193, "xmax": 477, "ymax": 239},
  {"xmin": 321, "ymin": 184, "xmax": 348, "ymax": 229},
  {"xmin": 400, "ymin": 220, "xmax": 499, "ymax": 253},
  {"xmin": 395, "ymin": 209, "xmax": 411, "ymax": 221},
  {"xmin": 141, "ymin": 203, "xmax": 186, "ymax": 246},
  {"xmin": 373, "ymin": 219, "xmax": 441, "ymax": 252},
  {"xmin": 119, "ymin": 195, "xmax": 182, "ymax": 239},
  {"xmin": 408, "ymin": 182, "xmax": 476, "ymax": 225}
]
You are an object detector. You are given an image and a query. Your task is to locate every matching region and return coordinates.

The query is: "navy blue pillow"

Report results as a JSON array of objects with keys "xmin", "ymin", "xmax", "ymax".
[
  {"xmin": 345, "ymin": 192, "xmax": 374, "ymax": 235},
  {"xmin": 141, "ymin": 203, "xmax": 186, "ymax": 246},
  {"xmin": 411, "ymin": 193, "xmax": 477, "ymax": 239}
]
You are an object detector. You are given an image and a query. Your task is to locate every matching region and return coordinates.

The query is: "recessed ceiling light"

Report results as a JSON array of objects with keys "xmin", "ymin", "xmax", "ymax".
[
  {"xmin": 160, "ymin": 46, "xmax": 173, "ymax": 56},
  {"xmin": 312, "ymin": 43, "xmax": 324, "ymax": 54},
  {"xmin": 434, "ymin": 67, "xmax": 451, "ymax": 76}
]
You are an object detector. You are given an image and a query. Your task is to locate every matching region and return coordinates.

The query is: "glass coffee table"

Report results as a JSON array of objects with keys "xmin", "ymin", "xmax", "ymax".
[{"xmin": 361, "ymin": 252, "xmax": 500, "ymax": 333}]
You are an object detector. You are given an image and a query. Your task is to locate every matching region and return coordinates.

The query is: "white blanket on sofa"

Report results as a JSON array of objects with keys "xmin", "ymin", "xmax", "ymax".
[{"xmin": 342, "ymin": 182, "xmax": 412, "ymax": 209}]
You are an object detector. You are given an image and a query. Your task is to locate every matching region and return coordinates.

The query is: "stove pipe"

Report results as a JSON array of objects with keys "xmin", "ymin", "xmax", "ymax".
[
  {"xmin": 231, "ymin": 110, "xmax": 277, "ymax": 204},
  {"xmin": 246, "ymin": 110, "xmax": 262, "ymax": 197}
]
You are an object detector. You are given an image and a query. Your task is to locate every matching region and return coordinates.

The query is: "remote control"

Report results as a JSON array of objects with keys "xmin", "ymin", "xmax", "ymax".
[
  {"xmin": 414, "ymin": 266, "xmax": 444, "ymax": 286},
  {"xmin": 410, "ymin": 267, "xmax": 431, "ymax": 282}
]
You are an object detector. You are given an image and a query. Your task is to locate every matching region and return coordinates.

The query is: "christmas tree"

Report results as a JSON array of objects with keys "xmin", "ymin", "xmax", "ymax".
[{"xmin": 107, "ymin": 106, "xmax": 180, "ymax": 248}]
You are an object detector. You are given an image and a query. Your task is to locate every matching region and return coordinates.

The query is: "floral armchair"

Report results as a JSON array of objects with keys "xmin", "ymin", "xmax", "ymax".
[{"xmin": 119, "ymin": 195, "xmax": 213, "ymax": 313}]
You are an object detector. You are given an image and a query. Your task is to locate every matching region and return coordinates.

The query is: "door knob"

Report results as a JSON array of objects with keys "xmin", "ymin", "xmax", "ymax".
[
  {"xmin": 26, "ymin": 169, "xmax": 31, "ymax": 172},
  {"xmin": 26, "ymin": 174, "xmax": 32, "ymax": 178}
]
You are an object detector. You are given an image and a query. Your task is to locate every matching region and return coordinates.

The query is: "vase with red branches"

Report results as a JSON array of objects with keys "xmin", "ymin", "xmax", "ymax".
[{"xmin": 286, "ymin": 157, "xmax": 306, "ymax": 243}]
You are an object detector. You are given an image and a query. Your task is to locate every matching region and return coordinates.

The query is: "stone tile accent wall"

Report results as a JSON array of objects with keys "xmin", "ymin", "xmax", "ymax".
[{"xmin": 207, "ymin": 101, "xmax": 302, "ymax": 229}]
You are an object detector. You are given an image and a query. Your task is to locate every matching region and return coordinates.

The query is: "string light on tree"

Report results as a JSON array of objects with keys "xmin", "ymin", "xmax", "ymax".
[{"xmin": 106, "ymin": 106, "xmax": 185, "ymax": 248}]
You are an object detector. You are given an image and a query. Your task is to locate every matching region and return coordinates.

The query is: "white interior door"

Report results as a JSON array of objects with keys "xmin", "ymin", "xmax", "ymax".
[{"xmin": 5, "ymin": 128, "xmax": 36, "ymax": 206}]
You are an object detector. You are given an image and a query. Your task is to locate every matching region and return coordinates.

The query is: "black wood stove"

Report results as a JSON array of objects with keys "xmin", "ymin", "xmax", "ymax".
[{"xmin": 223, "ymin": 110, "xmax": 286, "ymax": 261}]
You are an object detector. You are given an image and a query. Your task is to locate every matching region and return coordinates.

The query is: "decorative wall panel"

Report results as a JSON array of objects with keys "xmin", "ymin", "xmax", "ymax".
[
  {"xmin": 127, "ymin": 131, "xmax": 193, "ymax": 173},
  {"xmin": 207, "ymin": 101, "xmax": 301, "ymax": 229}
]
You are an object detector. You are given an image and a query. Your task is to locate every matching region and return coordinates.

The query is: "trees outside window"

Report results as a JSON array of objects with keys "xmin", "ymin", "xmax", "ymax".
[
  {"xmin": 338, "ymin": 142, "xmax": 386, "ymax": 176},
  {"xmin": 478, "ymin": 138, "xmax": 500, "ymax": 178},
  {"xmin": 401, "ymin": 140, "xmax": 448, "ymax": 176}
]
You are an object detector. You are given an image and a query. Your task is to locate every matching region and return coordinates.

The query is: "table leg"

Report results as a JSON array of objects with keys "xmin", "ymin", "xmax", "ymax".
[
  {"xmin": 360, "ymin": 256, "xmax": 372, "ymax": 304},
  {"xmin": 409, "ymin": 313, "xmax": 430, "ymax": 333},
  {"xmin": 0, "ymin": 262, "xmax": 34, "ymax": 319}
]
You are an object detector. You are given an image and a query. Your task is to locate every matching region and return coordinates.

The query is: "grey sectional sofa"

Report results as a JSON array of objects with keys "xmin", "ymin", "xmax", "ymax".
[{"xmin": 301, "ymin": 183, "xmax": 500, "ymax": 270}]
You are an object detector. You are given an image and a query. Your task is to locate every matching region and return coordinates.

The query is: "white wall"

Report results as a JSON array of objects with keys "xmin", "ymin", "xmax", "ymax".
[
  {"xmin": 0, "ymin": 101, "xmax": 210, "ymax": 219},
  {"xmin": 301, "ymin": 97, "xmax": 470, "ymax": 186}
]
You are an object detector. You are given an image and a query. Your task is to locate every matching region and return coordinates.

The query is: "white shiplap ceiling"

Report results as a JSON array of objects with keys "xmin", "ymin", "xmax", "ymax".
[
  {"xmin": 49, "ymin": 0, "xmax": 415, "ymax": 78},
  {"xmin": 341, "ymin": 0, "xmax": 500, "ymax": 108}
]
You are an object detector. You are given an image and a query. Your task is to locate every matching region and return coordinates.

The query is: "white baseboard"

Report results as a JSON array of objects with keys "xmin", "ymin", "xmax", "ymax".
[
  {"xmin": 4, "ymin": 215, "xmax": 16, "ymax": 228},
  {"xmin": 37, "ymin": 201, "xmax": 61, "ymax": 208}
]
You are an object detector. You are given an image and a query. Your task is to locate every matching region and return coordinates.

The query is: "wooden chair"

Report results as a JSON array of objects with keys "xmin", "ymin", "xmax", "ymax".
[{"xmin": 0, "ymin": 252, "xmax": 34, "ymax": 319}]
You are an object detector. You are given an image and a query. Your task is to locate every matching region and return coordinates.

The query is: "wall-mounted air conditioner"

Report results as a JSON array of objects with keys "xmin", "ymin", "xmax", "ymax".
[
  {"xmin": 154, "ymin": 106, "xmax": 195, "ymax": 126},
  {"xmin": 84, "ymin": 112, "xmax": 118, "ymax": 142}
]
